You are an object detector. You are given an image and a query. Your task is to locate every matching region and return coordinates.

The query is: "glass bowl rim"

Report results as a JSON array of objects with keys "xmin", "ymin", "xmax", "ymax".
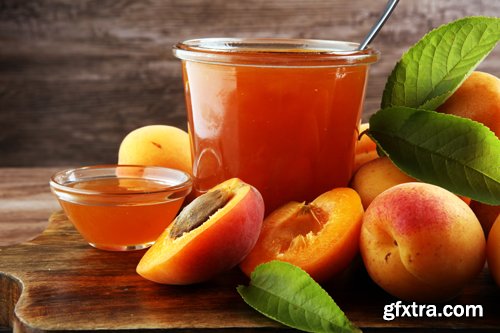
[{"xmin": 49, "ymin": 164, "xmax": 192, "ymax": 197}]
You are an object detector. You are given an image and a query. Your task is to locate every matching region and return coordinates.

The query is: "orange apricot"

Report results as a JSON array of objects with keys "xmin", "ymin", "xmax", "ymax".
[
  {"xmin": 118, "ymin": 125, "xmax": 192, "ymax": 175},
  {"xmin": 437, "ymin": 71, "xmax": 500, "ymax": 137},
  {"xmin": 240, "ymin": 188, "xmax": 364, "ymax": 282},
  {"xmin": 487, "ymin": 215, "xmax": 500, "ymax": 286},
  {"xmin": 354, "ymin": 150, "xmax": 379, "ymax": 174},
  {"xmin": 353, "ymin": 123, "xmax": 378, "ymax": 172},
  {"xmin": 137, "ymin": 178, "xmax": 264, "ymax": 285},
  {"xmin": 351, "ymin": 157, "xmax": 471, "ymax": 210},
  {"xmin": 361, "ymin": 183, "xmax": 486, "ymax": 302},
  {"xmin": 351, "ymin": 157, "xmax": 416, "ymax": 209},
  {"xmin": 355, "ymin": 123, "xmax": 377, "ymax": 154}
]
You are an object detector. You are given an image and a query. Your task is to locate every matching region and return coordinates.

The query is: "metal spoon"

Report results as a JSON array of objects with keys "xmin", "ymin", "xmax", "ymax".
[{"xmin": 358, "ymin": 0, "xmax": 400, "ymax": 50}]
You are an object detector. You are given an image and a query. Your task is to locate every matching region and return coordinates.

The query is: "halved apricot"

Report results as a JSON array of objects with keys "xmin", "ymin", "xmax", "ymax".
[
  {"xmin": 137, "ymin": 178, "xmax": 264, "ymax": 285},
  {"xmin": 240, "ymin": 188, "xmax": 364, "ymax": 282}
]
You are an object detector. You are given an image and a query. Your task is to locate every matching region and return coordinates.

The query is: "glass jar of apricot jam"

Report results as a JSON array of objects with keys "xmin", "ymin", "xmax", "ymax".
[{"xmin": 174, "ymin": 38, "xmax": 379, "ymax": 213}]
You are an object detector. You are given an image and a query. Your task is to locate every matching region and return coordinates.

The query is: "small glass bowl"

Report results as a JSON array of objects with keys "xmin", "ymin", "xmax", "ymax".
[{"xmin": 49, "ymin": 165, "xmax": 192, "ymax": 251}]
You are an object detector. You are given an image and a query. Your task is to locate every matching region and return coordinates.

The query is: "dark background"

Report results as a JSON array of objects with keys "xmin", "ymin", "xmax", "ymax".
[{"xmin": 1, "ymin": 0, "xmax": 499, "ymax": 167}]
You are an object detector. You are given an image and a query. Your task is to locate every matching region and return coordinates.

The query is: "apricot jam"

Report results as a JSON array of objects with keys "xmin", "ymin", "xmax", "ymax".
[
  {"xmin": 174, "ymin": 38, "xmax": 379, "ymax": 213},
  {"xmin": 50, "ymin": 165, "xmax": 192, "ymax": 251}
]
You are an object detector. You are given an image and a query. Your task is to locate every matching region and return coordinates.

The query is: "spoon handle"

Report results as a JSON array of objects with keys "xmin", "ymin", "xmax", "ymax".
[{"xmin": 358, "ymin": 0, "xmax": 400, "ymax": 50}]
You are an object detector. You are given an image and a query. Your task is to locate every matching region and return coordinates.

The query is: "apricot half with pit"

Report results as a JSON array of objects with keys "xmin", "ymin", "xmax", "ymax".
[
  {"xmin": 240, "ymin": 188, "xmax": 364, "ymax": 282},
  {"xmin": 136, "ymin": 178, "xmax": 264, "ymax": 285}
]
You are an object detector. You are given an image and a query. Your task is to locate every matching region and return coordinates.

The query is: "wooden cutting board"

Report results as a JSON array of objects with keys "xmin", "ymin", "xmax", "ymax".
[{"xmin": 0, "ymin": 212, "xmax": 499, "ymax": 332}]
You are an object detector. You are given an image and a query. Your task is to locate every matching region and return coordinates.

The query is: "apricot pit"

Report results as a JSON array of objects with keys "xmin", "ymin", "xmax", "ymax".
[{"xmin": 169, "ymin": 189, "xmax": 232, "ymax": 239}]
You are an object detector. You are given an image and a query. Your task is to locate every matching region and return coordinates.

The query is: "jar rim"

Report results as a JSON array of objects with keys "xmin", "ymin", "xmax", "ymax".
[{"xmin": 173, "ymin": 38, "xmax": 380, "ymax": 67}]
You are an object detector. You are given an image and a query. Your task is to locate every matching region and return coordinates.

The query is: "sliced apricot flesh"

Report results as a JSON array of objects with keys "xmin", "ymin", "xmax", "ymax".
[
  {"xmin": 137, "ymin": 178, "xmax": 264, "ymax": 285},
  {"xmin": 240, "ymin": 188, "xmax": 364, "ymax": 282}
]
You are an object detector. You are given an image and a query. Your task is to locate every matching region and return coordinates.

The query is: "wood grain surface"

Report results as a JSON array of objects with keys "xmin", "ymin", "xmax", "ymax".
[
  {"xmin": 0, "ymin": 0, "xmax": 499, "ymax": 166},
  {"xmin": 1, "ymin": 210, "xmax": 499, "ymax": 332},
  {"xmin": 0, "ymin": 167, "xmax": 60, "ymax": 247}
]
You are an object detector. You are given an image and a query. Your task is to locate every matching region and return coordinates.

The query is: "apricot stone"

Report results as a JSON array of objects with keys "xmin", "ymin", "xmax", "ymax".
[
  {"xmin": 438, "ymin": 71, "xmax": 500, "ymax": 137},
  {"xmin": 360, "ymin": 183, "xmax": 486, "ymax": 302},
  {"xmin": 118, "ymin": 125, "xmax": 192, "ymax": 174}
]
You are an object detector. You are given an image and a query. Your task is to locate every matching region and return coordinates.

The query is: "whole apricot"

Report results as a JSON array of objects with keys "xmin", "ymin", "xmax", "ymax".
[
  {"xmin": 487, "ymin": 216, "xmax": 500, "ymax": 286},
  {"xmin": 360, "ymin": 182, "xmax": 486, "ymax": 302},
  {"xmin": 351, "ymin": 157, "xmax": 415, "ymax": 209},
  {"xmin": 354, "ymin": 150, "xmax": 379, "ymax": 174},
  {"xmin": 437, "ymin": 71, "xmax": 500, "ymax": 137},
  {"xmin": 240, "ymin": 188, "xmax": 364, "ymax": 282},
  {"xmin": 354, "ymin": 123, "xmax": 379, "ymax": 172},
  {"xmin": 118, "ymin": 125, "xmax": 192, "ymax": 174},
  {"xmin": 355, "ymin": 123, "xmax": 377, "ymax": 155}
]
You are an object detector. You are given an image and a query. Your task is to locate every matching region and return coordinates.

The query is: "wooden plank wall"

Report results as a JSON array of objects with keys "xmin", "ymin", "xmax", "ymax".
[{"xmin": 0, "ymin": 0, "xmax": 499, "ymax": 166}]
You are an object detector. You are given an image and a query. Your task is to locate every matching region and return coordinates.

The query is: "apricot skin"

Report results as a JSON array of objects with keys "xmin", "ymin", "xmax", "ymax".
[
  {"xmin": 437, "ymin": 71, "xmax": 500, "ymax": 137},
  {"xmin": 354, "ymin": 123, "xmax": 378, "ymax": 172},
  {"xmin": 118, "ymin": 125, "xmax": 192, "ymax": 174},
  {"xmin": 354, "ymin": 150, "xmax": 378, "ymax": 174},
  {"xmin": 355, "ymin": 123, "xmax": 377, "ymax": 154},
  {"xmin": 360, "ymin": 183, "xmax": 486, "ymax": 302},
  {"xmin": 487, "ymin": 216, "xmax": 500, "ymax": 286},
  {"xmin": 351, "ymin": 157, "xmax": 415, "ymax": 209},
  {"xmin": 136, "ymin": 178, "xmax": 264, "ymax": 285}
]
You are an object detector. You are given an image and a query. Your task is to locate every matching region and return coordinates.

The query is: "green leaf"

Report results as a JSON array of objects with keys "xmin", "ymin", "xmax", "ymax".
[
  {"xmin": 237, "ymin": 261, "xmax": 360, "ymax": 333},
  {"xmin": 381, "ymin": 16, "xmax": 500, "ymax": 110},
  {"xmin": 369, "ymin": 107, "xmax": 500, "ymax": 205}
]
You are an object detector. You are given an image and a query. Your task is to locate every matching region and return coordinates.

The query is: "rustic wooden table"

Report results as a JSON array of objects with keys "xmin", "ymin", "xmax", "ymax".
[
  {"xmin": 1, "ymin": 167, "xmax": 499, "ymax": 332},
  {"xmin": 0, "ymin": 168, "xmax": 61, "ymax": 247}
]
